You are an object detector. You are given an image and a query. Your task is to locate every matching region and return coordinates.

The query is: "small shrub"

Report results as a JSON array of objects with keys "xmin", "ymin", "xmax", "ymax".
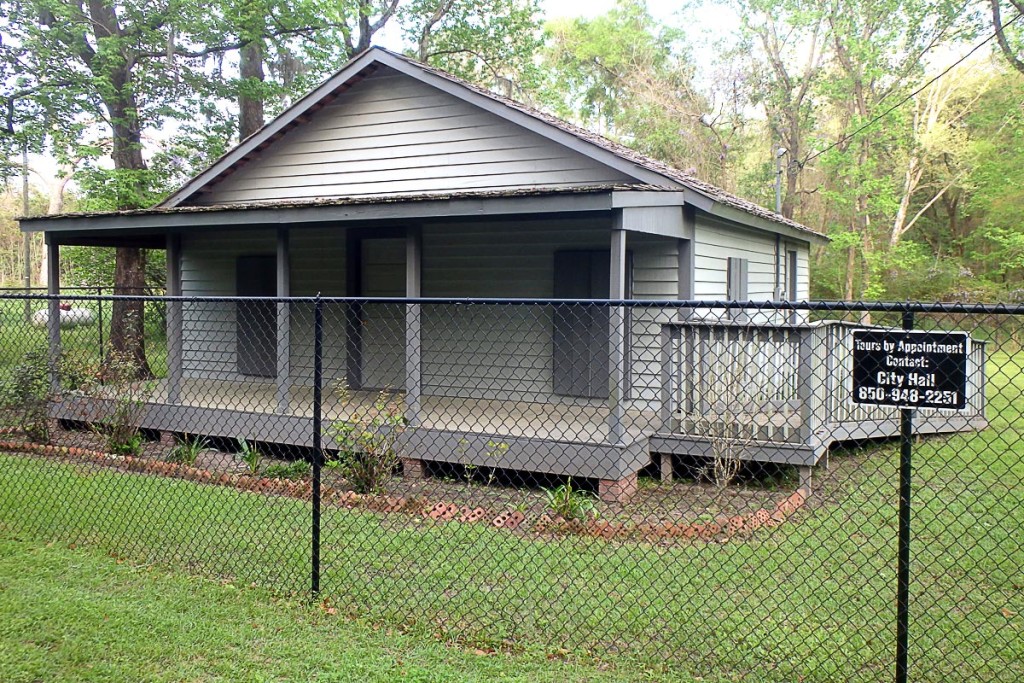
[
  {"xmin": 263, "ymin": 460, "xmax": 311, "ymax": 480},
  {"xmin": 237, "ymin": 439, "xmax": 263, "ymax": 475},
  {"xmin": 84, "ymin": 344, "xmax": 152, "ymax": 457},
  {"xmin": 545, "ymin": 479, "xmax": 598, "ymax": 522},
  {"xmin": 329, "ymin": 385, "xmax": 407, "ymax": 495},
  {"xmin": 168, "ymin": 435, "xmax": 208, "ymax": 466},
  {"xmin": 0, "ymin": 351, "xmax": 53, "ymax": 443},
  {"xmin": 109, "ymin": 433, "xmax": 145, "ymax": 457}
]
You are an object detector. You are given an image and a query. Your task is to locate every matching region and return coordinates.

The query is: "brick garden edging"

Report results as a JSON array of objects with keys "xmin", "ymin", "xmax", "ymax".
[{"xmin": 0, "ymin": 439, "xmax": 808, "ymax": 544}]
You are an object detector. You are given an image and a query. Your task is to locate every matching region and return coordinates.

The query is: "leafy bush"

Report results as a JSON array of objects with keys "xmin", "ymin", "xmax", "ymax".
[
  {"xmin": 544, "ymin": 479, "xmax": 597, "ymax": 522},
  {"xmin": 263, "ymin": 460, "xmax": 310, "ymax": 480},
  {"xmin": 0, "ymin": 351, "xmax": 53, "ymax": 443},
  {"xmin": 237, "ymin": 439, "xmax": 263, "ymax": 475},
  {"xmin": 87, "ymin": 346, "xmax": 152, "ymax": 456},
  {"xmin": 329, "ymin": 386, "xmax": 407, "ymax": 495},
  {"xmin": 167, "ymin": 435, "xmax": 208, "ymax": 466}
]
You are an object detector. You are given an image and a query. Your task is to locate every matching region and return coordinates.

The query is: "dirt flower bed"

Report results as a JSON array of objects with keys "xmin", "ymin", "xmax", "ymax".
[{"xmin": 0, "ymin": 423, "xmax": 815, "ymax": 545}]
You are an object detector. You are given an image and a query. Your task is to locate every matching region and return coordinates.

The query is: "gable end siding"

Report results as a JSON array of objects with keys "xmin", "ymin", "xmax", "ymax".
[{"xmin": 191, "ymin": 68, "xmax": 633, "ymax": 205}]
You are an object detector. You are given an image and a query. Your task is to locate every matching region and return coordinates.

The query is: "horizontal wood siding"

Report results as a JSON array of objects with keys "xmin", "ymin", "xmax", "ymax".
[
  {"xmin": 194, "ymin": 68, "xmax": 631, "ymax": 205},
  {"xmin": 179, "ymin": 226, "xmax": 356, "ymax": 388},
  {"xmin": 628, "ymin": 234, "xmax": 679, "ymax": 410},
  {"xmin": 180, "ymin": 230, "xmax": 275, "ymax": 381},
  {"xmin": 692, "ymin": 213, "xmax": 812, "ymax": 323},
  {"xmin": 694, "ymin": 215, "xmax": 778, "ymax": 300}
]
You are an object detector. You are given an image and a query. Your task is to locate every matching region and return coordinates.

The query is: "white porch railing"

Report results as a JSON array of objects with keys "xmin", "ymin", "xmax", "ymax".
[{"xmin": 660, "ymin": 320, "xmax": 988, "ymax": 444}]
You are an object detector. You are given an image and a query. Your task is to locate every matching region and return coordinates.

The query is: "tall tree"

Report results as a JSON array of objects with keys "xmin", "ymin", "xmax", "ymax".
[
  {"xmin": 540, "ymin": 0, "xmax": 733, "ymax": 183},
  {"xmin": 991, "ymin": 0, "xmax": 1024, "ymax": 75},
  {"xmin": 815, "ymin": 0, "xmax": 965, "ymax": 299},
  {"xmin": 732, "ymin": 0, "xmax": 828, "ymax": 218},
  {"xmin": 0, "ymin": 0, "xmax": 229, "ymax": 375}
]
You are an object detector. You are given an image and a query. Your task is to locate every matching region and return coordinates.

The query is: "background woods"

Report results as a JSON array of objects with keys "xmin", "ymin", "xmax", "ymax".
[{"xmin": 2, "ymin": 0, "xmax": 1022, "ymax": 303}]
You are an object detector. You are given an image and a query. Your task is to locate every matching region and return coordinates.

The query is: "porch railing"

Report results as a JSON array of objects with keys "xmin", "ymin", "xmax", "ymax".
[{"xmin": 661, "ymin": 319, "xmax": 988, "ymax": 444}]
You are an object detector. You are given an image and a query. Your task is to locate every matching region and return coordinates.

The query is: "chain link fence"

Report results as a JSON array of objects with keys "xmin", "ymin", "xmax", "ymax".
[{"xmin": 0, "ymin": 293, "xmax": 1020, "ymax": 681}]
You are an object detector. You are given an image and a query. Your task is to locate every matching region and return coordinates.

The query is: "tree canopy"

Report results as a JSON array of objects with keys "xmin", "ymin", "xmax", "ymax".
[{"xmin": 1, "ymin": 0, "xmax": 1023, "ymax": 305}]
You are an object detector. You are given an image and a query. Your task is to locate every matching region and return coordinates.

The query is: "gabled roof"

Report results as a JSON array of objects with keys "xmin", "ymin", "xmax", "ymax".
[{"xmin": 160, "ymin": 46, "xmax": 823, "ymax": 240}]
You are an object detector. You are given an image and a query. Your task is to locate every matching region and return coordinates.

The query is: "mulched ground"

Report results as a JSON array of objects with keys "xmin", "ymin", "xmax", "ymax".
[{"xmin": 0, "ymin": 418, "xmax": 864, "ymax": 531}]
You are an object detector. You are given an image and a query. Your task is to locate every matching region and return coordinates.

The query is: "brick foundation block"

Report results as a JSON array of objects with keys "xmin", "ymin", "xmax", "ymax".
[
  {"xmin": 159, "ymin": 431, "xmax": 178, "ymax": 447},
  {"xmin": 660, "ymin": 453, "xmax": 674, "ymax": 482},
  {"xmin": 598, "ymin": 473, "xmax": 638, "ymax": 503},
  {"xmin": 401, "ymin": 457, "xmax": 425, "ymax": 479}
]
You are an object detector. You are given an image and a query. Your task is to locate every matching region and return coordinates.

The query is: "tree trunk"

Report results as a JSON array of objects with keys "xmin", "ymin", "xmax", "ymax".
[
  {"xmin": 104, "ymin": 72, "xmax": 154, "ymax": 379},
  {"xmin": 239, "ymin": 40, "xmax": 265, "ymax": 139},
  {"xmin": 109, "ymin": 246, "xmax": 152, "ymax": 378}
]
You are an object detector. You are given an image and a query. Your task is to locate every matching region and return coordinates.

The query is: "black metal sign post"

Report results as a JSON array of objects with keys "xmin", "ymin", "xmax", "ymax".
[
  {"xmin": 851, "ymin": 318, "xmax": 971, "ymax": 683},
  {"xmin": 311, "ymin": 295, "xmax": 323, "ymax": 599},
  {"xmin": 896, "ymin": 311, "xmax": 914, "ymax": 683}
]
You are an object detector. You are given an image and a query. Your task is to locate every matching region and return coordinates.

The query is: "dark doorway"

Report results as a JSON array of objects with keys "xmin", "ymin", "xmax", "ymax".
[
  {"xmin": 236, "ymin": 254, "xmax": 276, "ymax": 377},
  {"xmin": 552, "ymin": 250, "xmax": 631, "ymax": 398},
  {"xmin": 358, "ymin": 237, "xmax": 406, "ymax": 389}
]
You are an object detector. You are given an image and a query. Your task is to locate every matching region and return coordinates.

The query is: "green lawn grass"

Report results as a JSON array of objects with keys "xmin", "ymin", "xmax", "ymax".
[
  {"xmin": 0, "ymin": 345, "xmax": 1021, "ymax": 680},
  {"xmin": 0, "ymin": 537, "xmax": 648, "ymax": 682},
  {"xmin": 0, "ymin": 296, "xmax": 167, "ymax": 380}
]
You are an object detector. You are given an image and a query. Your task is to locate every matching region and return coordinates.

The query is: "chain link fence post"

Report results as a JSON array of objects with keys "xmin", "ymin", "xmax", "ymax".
[
  {"xmin": 896, "ymin": 308, "xmax": 915, "ymax": 683},
  {"xmin": 311, "ymin": 293, "xmax": 323, "ymax": 598}
]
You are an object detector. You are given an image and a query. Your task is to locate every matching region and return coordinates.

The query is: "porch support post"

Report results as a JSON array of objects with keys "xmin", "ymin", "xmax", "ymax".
[
  {"xmin": 607, "ymin": 220, "xmax": 627, "ymax": 445},
  {"xmin": 276, "ymin": 227, "xmax": 291, "ymax": 414},
  {"xmin": 45, "ymin": 234, "xmax": 60, "ymax": 392},
  {"xmin": 679, "ymin": 206, "xmax": 696, "ymax": 320},
  {"xmin": 405, "ymin": 226, "xmax": 422, "ymax": 426},
  {"xmin": 165, "ymin": 233, "xmax": 182, "ymax": 405}
]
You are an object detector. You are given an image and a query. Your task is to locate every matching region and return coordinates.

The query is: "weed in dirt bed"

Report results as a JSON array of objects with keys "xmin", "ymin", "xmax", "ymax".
[
  {"xmin": 237, "ymin": 438, "xmax": 263, "ymax": 475},
  {"xmin": 167, "ymin": 435, "xmax": 208, "ymax": 466},
  {"xmin": 263, "ymin": 460, "xmax": 311, "ymax": 480},
  {"xmin": 545, "ymin": 479, "xmax": 598, "ymax": 522}
]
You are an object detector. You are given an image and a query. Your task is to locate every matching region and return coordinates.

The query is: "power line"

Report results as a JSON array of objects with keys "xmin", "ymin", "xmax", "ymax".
[{"xmin": 801, "ymin": 10, "xmax": 1024, "ymax": 167}]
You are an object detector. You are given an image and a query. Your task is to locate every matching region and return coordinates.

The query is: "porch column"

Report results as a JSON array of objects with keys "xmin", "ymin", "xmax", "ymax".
[
  {"xmin": 165, "ymin": 233, "xmax": 182, "ymax": 405},
  {"xmin": 607, "ymin": 222, "xmax": 627, "ymax": 445},
  {"xmin": 405, "ymin": 226, "xmax": 422, "ymax": 426},
  {"xmin": 679, "ymin": 206, "xmax": 696, "ymax": 320},
  {"xmin": 276, "ymin": 228, "xmax": 291, "ymax": 414},
  {"xmin": 45, "ymin": 234, "xmax": 60, "ymax": 392}
]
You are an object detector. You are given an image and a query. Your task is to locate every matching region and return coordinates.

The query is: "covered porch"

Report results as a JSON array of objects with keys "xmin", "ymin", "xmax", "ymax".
[{"xmin": 30, "ymin": 187, "xmax": 705, "ymax": 501}]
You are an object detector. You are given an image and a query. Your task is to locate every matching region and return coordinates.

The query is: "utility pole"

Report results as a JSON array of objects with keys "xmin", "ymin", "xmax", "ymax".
[
  {"xmin": 774, "ymin": 147, "xmax": 787, "ymax": 301},
  {"xmin": 775, "ymin": 147, "xmax": 787, "ymax": 214},
  {"xmin": 22, "ymin": 143, "xmax": 32, "ymax": 321}
]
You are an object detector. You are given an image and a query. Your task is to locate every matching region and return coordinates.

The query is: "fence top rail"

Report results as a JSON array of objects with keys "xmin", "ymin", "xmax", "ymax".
[{"xmin": 1, "ymin": 293, "xmax": 1023, "ymax": 314}]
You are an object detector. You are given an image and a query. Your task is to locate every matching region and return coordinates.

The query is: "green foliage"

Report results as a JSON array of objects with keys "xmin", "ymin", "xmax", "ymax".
[
  {"xmin": 89, "ymin": 348, "xmax": 153, "ymax": 457},
  {"xmin": 329, "ymin": 387, "xmax": 407, "ymax": 495},
  {"xmin": 544, "ymin": 479, "xmax": 598, "ymax": 522},
  {"xmin": 237, "ymin": 439, "xmax": 264, "ymax": 476},
  {"xmin": 539, "ymin": 0, "xmax": 732, "ymax": 180},
  {"xmin": 263, "ymin": 460, "xmax": 311, "ymax": 480},
  {"xmin": 402, "ymin": 0, "xmax": 544, "ymax": 96},
  {"xmin": 0, "ymin": 351, "xmax": 52, "ymax": 443},
  {"xmin": 168, "ymin": 436, "xmax": 209, "ymax": 467}
]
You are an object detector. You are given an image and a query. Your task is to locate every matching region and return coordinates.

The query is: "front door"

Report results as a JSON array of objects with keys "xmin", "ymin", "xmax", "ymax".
[
  {"xmin": 236, "ymin": 255, "xmax": 277, "ymax": 377},
  {"xmin": 552, "ymin": 250, "xmax": 622, "ymax": 398}
]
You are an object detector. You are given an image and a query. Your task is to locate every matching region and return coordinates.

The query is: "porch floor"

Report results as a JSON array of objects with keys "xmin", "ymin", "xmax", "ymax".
[{"xmin": 146, "ymin": 378, "xmax": 657, "ymax": 445}]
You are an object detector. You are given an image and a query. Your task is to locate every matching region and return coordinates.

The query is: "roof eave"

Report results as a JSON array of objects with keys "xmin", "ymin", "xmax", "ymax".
[{"xmin": 702, "ymin": 200, "xmax": 828, "ymax": 244}]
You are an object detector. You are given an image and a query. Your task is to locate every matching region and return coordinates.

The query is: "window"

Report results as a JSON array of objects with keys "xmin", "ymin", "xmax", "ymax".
[
  {"xmin": 727, "ymin": 257, "xmax": 748, "ymax": 321},
  {"xmin": 787, "ymin": 250, "xmax": 799, "ymax": 301},
  {"xmin": 727, "ymin": 257, "xmax": 748, "ymax": 300}
]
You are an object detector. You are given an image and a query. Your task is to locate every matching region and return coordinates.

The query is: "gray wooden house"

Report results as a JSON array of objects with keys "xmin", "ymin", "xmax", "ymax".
[{"xmin": 22, "ymin": 48, "xmax": 986, "ymax": 501}]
